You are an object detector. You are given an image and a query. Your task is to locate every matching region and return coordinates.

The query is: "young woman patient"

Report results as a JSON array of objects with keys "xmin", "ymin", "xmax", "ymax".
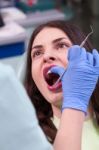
[{"xmin": 24, "ymin": 20, "xmax": 99, "ymax": 150}]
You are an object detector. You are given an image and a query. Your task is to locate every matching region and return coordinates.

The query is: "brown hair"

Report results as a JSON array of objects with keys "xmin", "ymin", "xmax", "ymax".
[{"xmin": 24, "ymin": 20, "xmax": 99, "ymax": 143}]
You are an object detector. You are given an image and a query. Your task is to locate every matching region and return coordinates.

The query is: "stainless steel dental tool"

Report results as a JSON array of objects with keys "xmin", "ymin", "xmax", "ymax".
[
  {"xmin": 80, "ymin": 25, "xmax": 93, "ymax": 47},
  {"xmin": 53, "ymin": 26, "xmax": 94, "ymax": 86}
]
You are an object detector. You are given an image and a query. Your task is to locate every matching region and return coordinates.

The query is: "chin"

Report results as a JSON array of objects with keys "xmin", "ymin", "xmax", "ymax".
[
  {"xmin": 49, "ymin": 93, "xmax": 62, "ymax": 105},
  {"xmin": 54, "ymin": 92, "xmax": 62, "ymax": 101}
]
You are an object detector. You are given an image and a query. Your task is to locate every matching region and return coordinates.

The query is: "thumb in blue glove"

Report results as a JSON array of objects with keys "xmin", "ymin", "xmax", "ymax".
[{"xmin": 50, "ymin": 45, "xmax": 99, "ymax": 114}]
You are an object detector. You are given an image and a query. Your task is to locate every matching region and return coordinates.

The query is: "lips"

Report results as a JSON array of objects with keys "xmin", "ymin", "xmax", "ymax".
[{"xmin": 43, "ymin": 65, "xmax": 62, "ymax": 91}]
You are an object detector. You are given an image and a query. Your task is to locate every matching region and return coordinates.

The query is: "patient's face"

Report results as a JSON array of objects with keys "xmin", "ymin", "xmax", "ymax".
[{"xmin": 31, "ymin": 27, "xmax": 72, "ymax": 107}]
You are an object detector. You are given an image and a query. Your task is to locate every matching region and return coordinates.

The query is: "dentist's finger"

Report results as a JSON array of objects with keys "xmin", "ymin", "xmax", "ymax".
[
  {"xmin": 50, "ymin": 66, "xmax": 65, "ymax": 76},
  {"xmin": 92, "ymin": 49, "xmax": 99, "ymax": 66},
  {"xmin": 80, "ymin": 47, "xmax": 87, "ymax": 60},
  {"xmin": 68, "ymin": 45, "xmax": 81, "ymax": 61},
  {"xmin": 87, "ymin": 52, "xmax": 93, "ymax": 65}
]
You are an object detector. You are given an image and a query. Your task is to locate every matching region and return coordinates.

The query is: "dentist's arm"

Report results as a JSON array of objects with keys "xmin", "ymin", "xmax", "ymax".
[
  {"xmin": 52, "ymin": 45, "xmax": 99, "ymax": 150},
  {"xmin": 0, "ymin": 63, "xmax": 52, "ymax": 150}
]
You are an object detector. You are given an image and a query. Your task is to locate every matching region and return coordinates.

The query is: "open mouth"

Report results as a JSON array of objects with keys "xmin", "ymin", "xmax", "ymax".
[
  {"xmin": 43, "ymin": 67, "xmax": 60, "ymax": 86},
  {"xmin": 45, "ymin": 72, "xmax": 60, "ymax": 86}
]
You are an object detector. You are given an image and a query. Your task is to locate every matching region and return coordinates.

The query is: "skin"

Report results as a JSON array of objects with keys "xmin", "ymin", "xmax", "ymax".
[
  {"xmin": 31, "ymin": 27, "xmax": 72, "ymax": 118},
  {"xmin": 54, "ymin": 109, "xmax": 85, "ymax": 150}
]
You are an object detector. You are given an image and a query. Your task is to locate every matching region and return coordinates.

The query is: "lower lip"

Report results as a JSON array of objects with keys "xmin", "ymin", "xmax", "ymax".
[{"xmin": 47, "ymin": 81, "xmax": 62, "ymax": 91}]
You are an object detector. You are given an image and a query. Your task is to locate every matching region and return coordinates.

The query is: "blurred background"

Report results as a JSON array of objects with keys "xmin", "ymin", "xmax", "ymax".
[{"xmin": 0, "ymin": 0, "xmax": 99, "ymax": 80}]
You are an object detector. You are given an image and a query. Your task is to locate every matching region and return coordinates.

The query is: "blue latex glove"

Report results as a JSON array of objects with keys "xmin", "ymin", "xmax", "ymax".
[{"xmin": 51, "ymin": 45, "xmax": 99, "ymax": 114}]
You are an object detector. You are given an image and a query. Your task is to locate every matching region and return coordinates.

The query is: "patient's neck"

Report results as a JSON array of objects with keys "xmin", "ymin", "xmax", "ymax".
[{"xmin": 52, "ymin": 104, "xmax": 61, "ymax": 119}]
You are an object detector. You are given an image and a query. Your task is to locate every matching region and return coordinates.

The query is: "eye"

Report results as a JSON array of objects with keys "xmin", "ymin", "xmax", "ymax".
[
  {"xmin": 56, "ymin": 42, "xmax": 70, "ymax": 50},
  {"xmin": 31, "ymin": 49, "xmax": 43, "ymax": 58}
]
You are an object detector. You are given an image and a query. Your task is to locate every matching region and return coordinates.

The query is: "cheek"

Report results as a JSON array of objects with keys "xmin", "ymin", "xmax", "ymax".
[
  {"xmin": 31, "ymin": 63, "xmax": 39, "ymax": 83},
  {"xmin": 60, "ymin": 52, "xmax": 68, "ymax": 67}
]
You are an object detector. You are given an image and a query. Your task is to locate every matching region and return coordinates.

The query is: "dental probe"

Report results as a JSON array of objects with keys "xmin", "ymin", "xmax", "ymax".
[
  {"xmin": 53, "ymin": 26, "xmax": 93, "ymax": 86},
  {"xmin": 80, "ymin": 26, "xmax": 93, "ymax": 48}
]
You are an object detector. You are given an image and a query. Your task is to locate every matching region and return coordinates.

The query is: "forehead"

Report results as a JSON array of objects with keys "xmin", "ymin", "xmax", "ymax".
[{"xmin": 33, "ymin": 27, "xmax": 70, "ymax": 46}]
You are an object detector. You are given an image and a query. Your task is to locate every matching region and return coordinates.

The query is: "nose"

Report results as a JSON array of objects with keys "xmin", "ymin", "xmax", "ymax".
[{"xmin": 43, "ymin": 52, "xmax": 56, "ymax": 63}]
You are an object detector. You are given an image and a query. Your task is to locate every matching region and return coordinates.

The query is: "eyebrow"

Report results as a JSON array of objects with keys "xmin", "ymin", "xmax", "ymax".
[
  {"xmin": 52, "ymin": 37, "xmax": 67, "ymax": 44},
  {"xmin": 32, "ymin": 37, "xmax": 68, "ymax": 50},
  {"xmin": 32, "ymin": 45, "xmax": 42, "ymax": 50}
]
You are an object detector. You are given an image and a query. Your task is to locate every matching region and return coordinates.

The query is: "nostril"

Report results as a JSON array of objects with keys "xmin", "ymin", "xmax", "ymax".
[
  {"xmin": 44, "ymin": 56, "xmax": 56, "ymax": 63},
  {"xmin": 50, "ymin": 57, "xmax": 55, "ymax": 60}
]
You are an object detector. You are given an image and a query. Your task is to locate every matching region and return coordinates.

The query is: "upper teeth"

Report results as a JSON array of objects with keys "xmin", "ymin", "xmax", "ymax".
[{"xmin": 47, "ymin": 70, "xmax": 51, "ymax": 74}]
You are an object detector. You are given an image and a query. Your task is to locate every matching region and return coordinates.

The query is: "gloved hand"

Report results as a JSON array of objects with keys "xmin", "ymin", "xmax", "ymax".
[{"xmin": 51, "ymin": 45, "xmax": 99, "ymax": 114}]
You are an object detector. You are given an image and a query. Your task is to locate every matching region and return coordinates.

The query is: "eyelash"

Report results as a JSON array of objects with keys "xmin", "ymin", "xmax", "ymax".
[
  {"xmin": 32, "ymin": 49, "xmax": 43, "ymax": 58},
  {"xmin": 55, "ymin": 42, "xmax": 70, "ymax": 50}
]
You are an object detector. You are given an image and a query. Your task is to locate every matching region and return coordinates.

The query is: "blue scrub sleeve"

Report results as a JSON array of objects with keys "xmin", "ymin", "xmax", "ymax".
[{"xmin": 0, "ymin": 63, "xmax": 53, "ymax": 150}]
